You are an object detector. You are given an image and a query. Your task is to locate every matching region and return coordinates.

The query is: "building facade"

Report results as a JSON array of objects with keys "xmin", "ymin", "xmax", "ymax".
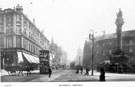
[
  {"xmin": 84, "ymin": 30, "xmax": 135, "ymax": 69},
  {"xmin": 0, "ymin": 5, "xmax": 50, "ymax": 69}
]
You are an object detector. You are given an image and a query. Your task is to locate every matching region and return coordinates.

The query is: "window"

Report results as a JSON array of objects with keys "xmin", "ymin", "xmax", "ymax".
[
  {"xmin": 7, "ymin": 15, "xmax": 12, "ymax": 22},
  {"xmin": 96, "ymin": 51, "xmax": 99, "ymax": 55},
  {"xmin": 102, "ymin": 51, "xmax": 105, "ymax": 56},
  {"xmin": 129, "ymin": 40, "xmax": 133, "ymax": 46},
  {"xmin": 6, "ymin": 25, "xmax": 13, "ymax": 33},
  {"xmin": 25, "ymin": 39, "xmax": 28, "ymax": 50},
  {"xmin": 16, "ymin": 36, "xmax": 21, "ymax": 48},
  {"xmin": 103, "ymin": 43, "xmax": 105, "ymax": 47},
  {"xmin": 109, "ymin": 50, "xmax": 112, "ymax": 54},
  {"xmin": 0, "ymin": 15, "xmax": 3, "ymax": 24},
  {"xmin": 33, "ymin": 45, "xmax": 35, "ymax": 53},
  {"xmin": 96, "ymin": 44, "xmax": 98, "ymax": 48},
  {"xmin": 16, "ymin": 14, "xmax": 21, "ymax": 21},
  {"xmin": 0, "ymin": 37, "xmax": 4, "ymax": 47},
  {"xmin": 7, "ymin": 37, "xmax": 12, "ymax": 48},
  {"xmin": 16, "ymin": 26, "xmax": 21, "ymax": 34},
  {"xmin": 29, "ymin": 42, "xmax": 31, "ymax": 51},
  {"xmin": 31, "ymin": 44, "xmax": 33, "ymax": 52},
  {"xmin": 23, "ymin": 38, "xmax": 27, "ymax": 49},
  {"xmin": 109, "ymin": 41, "xmax": 112, "ymax": 45},
  {"xmin": 129, "ymin": 47, "xmax": 133, "ymax": 53}
]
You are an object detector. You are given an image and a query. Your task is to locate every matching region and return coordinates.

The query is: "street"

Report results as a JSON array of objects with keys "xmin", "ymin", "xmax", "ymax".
[{"xmin": 1, "ymin": 69, "xmax": 135, "ymax": 82}]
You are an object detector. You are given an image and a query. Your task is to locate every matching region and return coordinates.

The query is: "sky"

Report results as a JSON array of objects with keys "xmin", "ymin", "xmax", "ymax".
[{"xmin": 1, "ymin": 0, "xmax": 135, "ymax": 61}]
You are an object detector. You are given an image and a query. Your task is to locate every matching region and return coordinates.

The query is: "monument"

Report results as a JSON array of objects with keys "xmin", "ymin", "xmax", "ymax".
[{"xmin": 110, "ymin": 9, "xmax": 128, "ymax": 64}]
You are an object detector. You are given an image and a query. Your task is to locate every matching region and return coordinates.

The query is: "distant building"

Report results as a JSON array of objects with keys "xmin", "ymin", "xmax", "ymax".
[
  {"xmin": 75, "ymin": 47, "xmax": 83, "ymax": 66},
  {"xmin": 84, "ymin": 30, "xmax": 135, "ymax": 69},
  {"xmin": 0, "ymin": 4, "xmax": 50, "ymax": 69}
]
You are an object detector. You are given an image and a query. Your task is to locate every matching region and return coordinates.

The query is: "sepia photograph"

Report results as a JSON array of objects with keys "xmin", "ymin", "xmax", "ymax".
[{"xmin": 0, "ymin": 0, "xmax": 135, "ymax": 87}]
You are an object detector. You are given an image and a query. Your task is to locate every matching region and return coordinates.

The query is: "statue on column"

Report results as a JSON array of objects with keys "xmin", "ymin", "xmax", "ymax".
[
  {"xmin": 110, "ymin": 9, "xmax": 128, "ymax": 69},
  {"xmin": 115, "ymin": 9, "xmax": 124, "ymax": 51},
  {"xmin": 115, "ymin": 9, "xmax": 124, "ymax": 27}
]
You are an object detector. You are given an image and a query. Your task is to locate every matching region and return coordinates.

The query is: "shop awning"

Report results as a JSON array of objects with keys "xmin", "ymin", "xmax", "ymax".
[
  {"xmin": 17, "ymin": 52, "xmax": 23, "ymax": 63},
  {"xmin": 22, "ymin": 53, "xmax": 39, "ymax": 64},
  {"xmin": 33, "ymin": 55, "xmax": 39, "ymax": 63}
]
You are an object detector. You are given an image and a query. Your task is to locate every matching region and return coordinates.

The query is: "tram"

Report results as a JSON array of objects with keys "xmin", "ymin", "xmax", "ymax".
[{"xmin": 39, "ymin": 50, "xmax": 50, "ymax": 74}]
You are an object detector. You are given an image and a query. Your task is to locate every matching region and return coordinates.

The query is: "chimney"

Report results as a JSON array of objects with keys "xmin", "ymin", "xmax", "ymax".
[{"xmin": 16, "ymin": 4, "xmax": 23, "ymax": 12}]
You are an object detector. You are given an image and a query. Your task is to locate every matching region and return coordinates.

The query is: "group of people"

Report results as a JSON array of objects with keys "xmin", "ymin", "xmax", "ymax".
[
  {"xmin": 76, "ymin": 67, "xmax": 106, "ymax": 81},
  {"xmin": 76, "ymin": 67, "xmax": 89, "ymax": 75}
]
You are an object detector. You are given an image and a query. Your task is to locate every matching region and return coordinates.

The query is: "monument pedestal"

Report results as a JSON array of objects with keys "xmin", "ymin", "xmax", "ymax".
[{"xmin": 110, "ymin": 49, "xmax": 128, "ymax": 64}]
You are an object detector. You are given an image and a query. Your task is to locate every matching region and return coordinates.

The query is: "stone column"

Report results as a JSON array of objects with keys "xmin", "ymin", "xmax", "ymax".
[{"xmin": 115, "ymin": 9, "xmax": 124, "ymax": 50}]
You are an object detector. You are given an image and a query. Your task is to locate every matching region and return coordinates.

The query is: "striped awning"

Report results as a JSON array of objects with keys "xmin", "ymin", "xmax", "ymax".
[
  {"xmin": 22, "ymin": 53, "xmax": 39, "ymax": 64},
  {"xmin": 17, "ymin": 52, "xmax": 23, "ymax": 63}
]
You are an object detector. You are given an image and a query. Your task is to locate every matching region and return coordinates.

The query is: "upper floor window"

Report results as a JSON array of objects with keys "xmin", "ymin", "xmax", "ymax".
[
  {"xmin": 129, "ymin": 40, "xmax": 133, "ymax": 44},
  {"xmin": 23, "ymin": 38, "xmax": 27, "ymax": 49},
  {"xmin": 16, "ymin": 26, "xmax": 21, "ymax": 34},
  {"xmin": 96, "ymin": 44, "xmax": 98, "ymax": 48},
  {"xmin": 29, "ymin": 42, "xmax": 31, "ymax": 51},
  {"xmin": 129, "ymin": 47, "xmax": 133, "ymax": 53},
  {"xmin": 6, "ymin": 15, "xmax": 12, "ymax": 22},
  {"xmin": 16, "ymin": 14, "xmax": 21, "ymax": 21},
  {"xmin": 102, "ymin": 51, "xmax": 105, "ymax": 56},
  {"xmin": 0, "ymin": 16, "xmax": 3, "ymax": 24},
  {"xmin": 96, "ymin": 51, "xmax": 99, "ymax": 55},
  {"xmin": 7, "ymin": 37, "xmax": 12, "ymax": 48},
  {"xmin": 109, "ymin": 50, "xmax": 112, "ymax": 54},
  {"xmin": 6, "ymin": 26, "xmax": 12, "ymax": 33},
  {"xmin": 16, "ymin": 36, "xmax": 21, "ymax": 48},
  {"xmin": 103, "ymin": 43, "xmax": 105, "ymax": 47},
  {"xmin": 109, "ymin": 41, "xmax": 112, "ymax": 45}
]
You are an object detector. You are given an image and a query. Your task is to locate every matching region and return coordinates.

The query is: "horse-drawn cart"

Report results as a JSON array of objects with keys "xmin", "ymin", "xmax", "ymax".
[
  {"xmin": 4, "ymin": 64, "xmax": 34, "ymax": 76},
  {"xmin": 5, "ymin": 65, "xmax": 21, "ymax": 76}
]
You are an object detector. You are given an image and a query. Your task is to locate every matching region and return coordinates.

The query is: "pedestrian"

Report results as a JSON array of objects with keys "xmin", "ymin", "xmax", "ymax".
[
  {"xmin": 84, "ymin": 68, "xmax": 89, "ymax": 75},
  {"xmin": 80, "ymin": 67, "xmax": 83, "ymax": 74},
  {"xmin": 76, "ymin": 67, "xmax": 79, "ymax": 74},
  {"xmin": 99, "ymin": 68, "xmax": 106, "ymax": 81},
  {"xmin": 48, "ymin": 67, "xmax": 52, "ymax": 78}
]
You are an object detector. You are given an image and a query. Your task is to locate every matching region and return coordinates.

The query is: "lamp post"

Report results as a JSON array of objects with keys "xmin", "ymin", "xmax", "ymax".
[{"xmin": 89, "ymin": 29, "xmax": 94, "ymax": 76}]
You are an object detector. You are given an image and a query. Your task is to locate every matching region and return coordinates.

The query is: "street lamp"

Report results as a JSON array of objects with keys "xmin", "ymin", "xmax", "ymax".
[{"xmin": 89, "ymin": 29, "xmax": 94, "ymax": 76}]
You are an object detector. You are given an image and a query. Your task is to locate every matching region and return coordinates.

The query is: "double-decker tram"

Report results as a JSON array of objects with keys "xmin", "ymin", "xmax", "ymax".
[{"xmin": 39, "ymin": 50, "xmax": 50, "ymax": 74}]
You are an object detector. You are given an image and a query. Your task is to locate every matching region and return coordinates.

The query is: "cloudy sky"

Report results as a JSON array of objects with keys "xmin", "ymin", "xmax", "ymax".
[{"xmin": 1, "ymin": 0, "xmax": 135, "ymax": 61}]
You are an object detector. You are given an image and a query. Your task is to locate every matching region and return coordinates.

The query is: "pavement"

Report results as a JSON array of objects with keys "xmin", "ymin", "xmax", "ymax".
[
  {"xmin": 1, "ymin": 69, "xmax": 66, "ymax": 82},
  {"xmin": 51, "ymin": 70, "xmax": 135, "ymax": 82},
  {"xmin": 1, "ymin": 69, "xmax": 135, "ymax": 82}
]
